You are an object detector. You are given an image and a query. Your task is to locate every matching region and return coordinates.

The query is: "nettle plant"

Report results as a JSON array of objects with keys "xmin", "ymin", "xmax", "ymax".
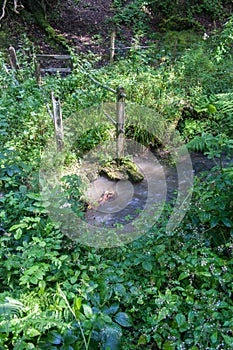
[{"xmin": 186, "ymin": 132, "xmax": 233, "ymax": 247}]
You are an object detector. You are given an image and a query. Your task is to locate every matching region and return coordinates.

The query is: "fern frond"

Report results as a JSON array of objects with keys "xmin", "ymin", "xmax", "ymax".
[
  {"xmin": 187, "ymin": 135, "xmax": 208, "ymax": 152},
  {"xmin": 0, "ymin": 297, "xmax": 24, "ymax": 317},
  {"xmin": 194, "ymin": 92, "xmax": 233, "ymax": 116},
  {"xmin": 211, "ymin": 93, "xmax": 233, "ymax": 114},
  {"xmin": 28, "ymin": 310, "xmax": 70, "ymax": 332}
]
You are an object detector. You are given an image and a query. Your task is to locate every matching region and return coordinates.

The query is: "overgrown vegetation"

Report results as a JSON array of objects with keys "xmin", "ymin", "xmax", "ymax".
[
  {"xmin": 111, "ymin": 0, "xmax": 233, "ymax": 33},
  {"xmin": 0, "ymin": 3, "xmax": 233, "ymax": 349}
]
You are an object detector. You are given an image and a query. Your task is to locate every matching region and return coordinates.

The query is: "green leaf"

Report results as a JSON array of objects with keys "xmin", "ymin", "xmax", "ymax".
[
  {"xmin": 63, "ymin": 333, "xmax": 78, "ymax": 345},
  {"xmin": 163, "ymin": 340, "xmax": 175, "ymax": 350},
  {"xmin": 0, "ymin": 297, "xmax": 24, "ymax": 317},
  {"xmin": 115, "ymin": 312, "xmax": 132, "ymax": 327},
  {"xmin": 221, "ymin": 218, "xmax": 232, "ymax": 227},
  {"xmin": 197, "ymin": 271, "xmax": 211, "ymax": 277},
  {"xmin": 104, "ymin": 303, "xmax": 119, "ymax": 315},
  {"xmin": 114, "ymin": 283, "xmax": 126, "ymax": 296},
  {"xmin": 210, "ymin": 217, "xmax": 220, "ymax": 228},
  {"xmin": 83, "ymin": 319, "xmax": 93, "ymax": 329},
  {"xmin": 14, "ymin": 228, "xmax": 22, "ymax": 240},
  {"xmin": 178, "ymin": 272, "xmax": 189, "ymax": 281},
  {"xmin": 74, "ymin": 297, "xmax": 82, "ymax": 311},
  {"xmin": 207, "ymin": 104, "xmax": 217, "ymax": 114},
  {"xmin": 82, "ymin": 304, "xmax": 93, "ymax": 318},
  {"xmin": 157, "ymin": 307, "xmax": 169, "ymax": 322},
  {"xmin": 138, "ymin": 334, "xmax": 147, "ymax": 345},
  {"xmin": 222, "ymin": 334, "xmax": 233, "ymax": 347},
  {"xmin": 19, "ymin": 185, "xmax": 27, "ymax": 193},
  {"xmin": 101, "ymin": 314, "xmax": 112, "ymax": 324},
  {"xmin": 175, "ymin": 313, "xmax": 186, "ymax": 328},
  {"xmin": 142, "ymin": 261, "xmax": 153, "ymax": 272},
  {"xmin": 9, "ymin": 223, "xmax": 27, "ymax": 232},
  {"xmin": 60, "ymin": 345, "xmax": 74, "ymax": 350},
  {"xmin": 211, "ymin": 331, "xmax": 218, "ymax": 344},
  {"xmin": 101, "ymin": 323, "xmax": 122, "ymax": 350},
  {"xmin": 26, "ymin": 328, "xmax": 41, "ymax": 337},
  {"xmin": 70, "ymin": 276, "xmax": 78, "ymax": 284},
  {"xmin": 47, "ymin": 331, "xmax": 63, "ymax": 345}
]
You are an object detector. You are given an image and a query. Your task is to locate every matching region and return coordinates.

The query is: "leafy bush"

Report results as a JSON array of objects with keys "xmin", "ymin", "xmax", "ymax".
[
  {"xmin": 0, "ymin": 22, "xmax": 233, "ymax": 350},
  {"xmin": 148, "ymin": 0, "xmax": 233, "ymax": 21},
  {"xmin": 112, "ymin": 0, "xmax": 150, "ymax": 33},
  {"xmin": 111, "ymin": 0, "xmax": 233, "ymax": 34},
  {"xmin": 74, "ymin": 124, "xmax": 113, "ymax": 156}
]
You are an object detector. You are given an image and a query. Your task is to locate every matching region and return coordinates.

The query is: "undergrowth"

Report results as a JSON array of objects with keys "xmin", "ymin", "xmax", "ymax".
[{"xmin": 0, "ymin": 17, "xmax": 233, "ymax": 349}]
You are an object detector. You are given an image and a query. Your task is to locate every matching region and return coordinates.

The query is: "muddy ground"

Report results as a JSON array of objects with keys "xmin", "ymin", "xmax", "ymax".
[{"xmin": 1, "ymin": 0, "xmax": 225, "ymax": 59}]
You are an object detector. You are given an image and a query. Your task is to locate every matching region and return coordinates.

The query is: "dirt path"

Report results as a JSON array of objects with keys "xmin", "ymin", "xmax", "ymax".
[
  {"xmin": 5, "ymin": 0, "xmax": 224, "ymax": 59},
  {"xmin": 51, "ymin": 0, "xmax": 116, "ymax": 55}
]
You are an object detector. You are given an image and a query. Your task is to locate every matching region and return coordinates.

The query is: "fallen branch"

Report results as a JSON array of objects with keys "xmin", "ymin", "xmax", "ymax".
[
  {"xmin": 0, "ymin": 0, "xmax": 7, "ymax": 21},
  {"xmin": 103, "ymin": 111, "xmax": 117, "ymax": 126},
  {"xmin": 77, "ymin": 63, "xmax": 116, "ymax": 94},
  {"xmin": 0, "ymin": 0, "xmax": 24, "ymax": 20}
]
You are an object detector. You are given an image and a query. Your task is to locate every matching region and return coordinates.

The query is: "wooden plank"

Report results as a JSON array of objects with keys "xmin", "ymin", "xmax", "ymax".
[
  {"xmin": 40, "ymin": 67, "xmax": 72, "ymax": 73},
  {"xmin": 36, "ymin": 54, "xmax": 72, "ymax": 60},
  {"xmin": 113, "ymin": 45, "xmax": 156, "ymax": 51}
]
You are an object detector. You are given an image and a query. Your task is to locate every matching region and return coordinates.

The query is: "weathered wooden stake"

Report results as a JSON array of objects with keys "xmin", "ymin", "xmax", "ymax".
[
  {"xmin": 51, "ymin": 92, "xmax": 64, "ymax": 152},
  {"xmin": 116, "ymin": 86, "xmax": 126, "ymax": 159},
  {"xmin": 110, "ymin": 30, "xmax": 116, "ymax": 64},
  {"xmin": 34, "ymin": 59, "xmax": 42, "ymax": 85},
  {"xmin": 8, "ymin": 46, "xmax": 19, "ymax": 70}
]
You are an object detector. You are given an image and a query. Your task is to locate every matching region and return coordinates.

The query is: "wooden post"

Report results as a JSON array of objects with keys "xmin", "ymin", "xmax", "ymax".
[
  {"xmin": 34, "ymin": 59, "xmax": 42, "ymax": 85},
  {"xmin": 116, "ymin": 86, "xmax": 126, "ymax": 159},
  {"xmin": 8, "ymin": 46, "xmax": 19, "ymax": 70},
  {"xmin": 51, "ymin": 92, "xmax": 64, "ymax": 152},
  {"xmin": 173, "ymin": 38, "xmax": 178, "ymax": 58},
  {"xmin": 110, "ymin": 30, "xmax": 116, "ymax": 64}
]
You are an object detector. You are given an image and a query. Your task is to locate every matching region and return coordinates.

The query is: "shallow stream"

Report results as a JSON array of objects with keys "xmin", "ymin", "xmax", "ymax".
[{"xmin": 84, "ymin": 152, "xmax": 219, "ymax": 227}]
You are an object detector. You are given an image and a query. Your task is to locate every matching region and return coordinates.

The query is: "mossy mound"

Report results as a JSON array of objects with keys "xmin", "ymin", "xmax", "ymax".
[
  {"xmin": 160, "ymin": 16, "xmax": 203, "ymax": 31},
  {"xmin": 100, "ymin": 158, "xmax": 144, "ymax": 183}
]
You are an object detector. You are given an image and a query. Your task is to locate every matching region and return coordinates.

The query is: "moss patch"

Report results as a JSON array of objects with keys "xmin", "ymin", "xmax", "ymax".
[
  {"xmin": 101, "ymin": 158, "xmax": 144, "ymax": 183},
  {"xmin": 33, "ymin": 11, "xmax": 69, "ymax": 49}
]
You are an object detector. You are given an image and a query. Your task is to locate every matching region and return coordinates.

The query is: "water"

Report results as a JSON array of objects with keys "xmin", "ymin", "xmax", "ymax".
[{"xmin": 84, "ymin": 152, "xmax": 218, "ymax": 227}]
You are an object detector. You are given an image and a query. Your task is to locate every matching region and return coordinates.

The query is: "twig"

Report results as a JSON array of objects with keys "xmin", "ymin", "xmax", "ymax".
[
  {"xmin": 103, "ymin": 111, "xmax": 117, "ymax": 125},
  {"xmin": 103, "ymin": 111, "xmax": 124, "ymax": 133},
  {"xmin": 46, "ymin": 103, "xmax": 54, "ymax": 122},
  {"xmin": 77, "ymin": 63, "xmax": 116, "ymax": 94},
  {"xmin": 0, "ymin": 0, "xmax": 7, "ymax": 21},
  {"xmin": 13, "ymin": 0, "xmax": 19, "ymax": 13}
]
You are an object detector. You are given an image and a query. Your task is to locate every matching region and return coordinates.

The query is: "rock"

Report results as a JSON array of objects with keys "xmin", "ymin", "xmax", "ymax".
[
  {"xmin": 98, "ymin": 190, "xmax": 117, "ymax": 205},
  {"xmin": 100, "ymin": 158, "xmax": 144, "ymax": 183},
  {"xmin": 76, "ymin": 160, "xmax": 100, "ymax": 183},
  {"xmin": 84, "ymin": 190, "xmax": 117, "ymax": 222}
]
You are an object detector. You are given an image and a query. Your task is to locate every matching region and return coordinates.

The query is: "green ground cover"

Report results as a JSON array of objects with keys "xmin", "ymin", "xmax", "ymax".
[{"xmin": 0, "ymin": 15, "xmax": 233, "ymax": 349}]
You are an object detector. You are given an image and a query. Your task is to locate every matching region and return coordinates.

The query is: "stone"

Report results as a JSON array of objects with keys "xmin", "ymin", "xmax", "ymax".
[{"xmin": 100, "ymin": 158, "xmax": 144, "ymax": 183}]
